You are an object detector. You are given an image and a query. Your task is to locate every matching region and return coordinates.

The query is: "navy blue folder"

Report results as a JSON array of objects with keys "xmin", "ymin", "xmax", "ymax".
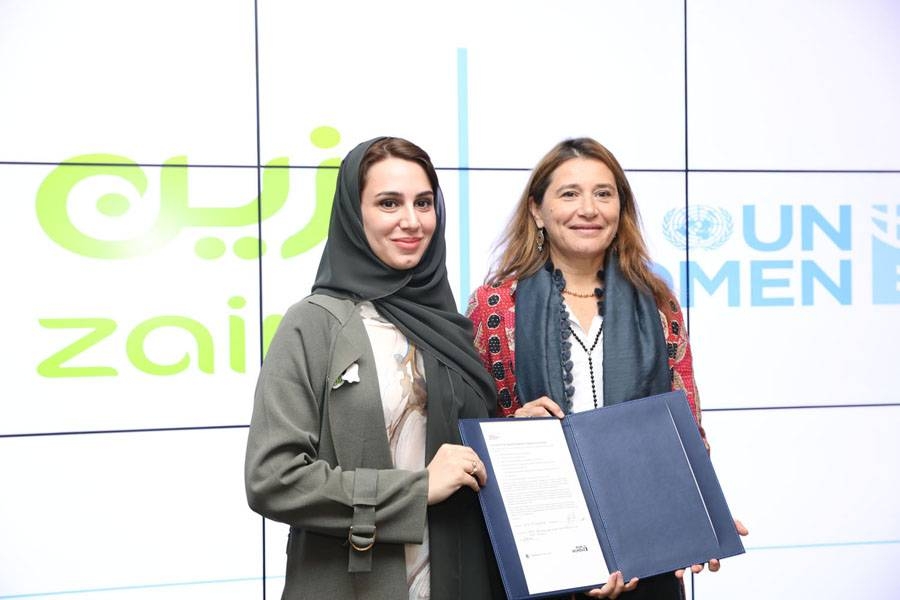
[{"xmin": 459, "ymin": 390, "xmax": 744, "ymax": 599}]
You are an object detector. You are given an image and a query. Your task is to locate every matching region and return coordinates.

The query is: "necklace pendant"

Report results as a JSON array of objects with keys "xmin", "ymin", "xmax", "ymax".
[{"xmin": 568, "ymin": 323, "xmax": 604, "ymax": 410}]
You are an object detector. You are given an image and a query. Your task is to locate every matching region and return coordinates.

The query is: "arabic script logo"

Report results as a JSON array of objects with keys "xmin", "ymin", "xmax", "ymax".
[
  {"xmin": 35, "ymin": 126, "xmax": 342, "ymax": 260},
  {"xmin": 662, "ymin": 205, "xmax": 734, "ymax": 250}
]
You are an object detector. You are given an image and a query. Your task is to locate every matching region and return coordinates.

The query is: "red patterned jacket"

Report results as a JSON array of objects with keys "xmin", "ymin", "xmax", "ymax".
[{"xmin": 466, "ymin": 280, "xmax": 706, "ymax": 443}]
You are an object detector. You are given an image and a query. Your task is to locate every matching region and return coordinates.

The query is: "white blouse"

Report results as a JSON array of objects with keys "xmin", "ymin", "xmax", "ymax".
[
  {"xmin": 564, "ymin": 302, "xmax": 605, "ymax": 414},
  {"xmin": 358, "ymin": 301, "xmax": 431, "ymax": 599}
]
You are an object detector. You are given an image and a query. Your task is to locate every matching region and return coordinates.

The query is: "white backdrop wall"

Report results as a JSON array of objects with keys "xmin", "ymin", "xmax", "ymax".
[{"xmin": 1, "ymin": 1, "xmax": 899, "ymax": 598}]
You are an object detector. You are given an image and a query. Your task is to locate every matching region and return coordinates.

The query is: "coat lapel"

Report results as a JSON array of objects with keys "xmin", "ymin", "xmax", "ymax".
[{"xmin": 326, "ymin": 312, "xmax": 394, "ymax": 471}]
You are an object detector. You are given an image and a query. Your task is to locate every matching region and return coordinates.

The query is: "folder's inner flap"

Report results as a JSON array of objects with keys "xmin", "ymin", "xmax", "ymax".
[
  {"xmin": 566, "ymin": 391, "xmax": 723, "ymax": 579},
  {"xmin": 665, "ymin": 401, "xmax": 719, "ymax": 545},
  {"xmin": 667, "ymin": 395, "xmax": 746, "ymax": 559}
]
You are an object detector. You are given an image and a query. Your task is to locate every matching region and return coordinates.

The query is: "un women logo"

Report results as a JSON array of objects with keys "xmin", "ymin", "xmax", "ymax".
[{"xmin": 663, "ymin": 206, "xmax": 734, "ymax": 250}]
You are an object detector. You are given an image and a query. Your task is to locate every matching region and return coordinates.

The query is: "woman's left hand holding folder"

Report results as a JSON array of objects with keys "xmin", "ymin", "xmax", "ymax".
[{"xmin": 675, "ymin": 519, "xmax": 749, "ymax": 578}]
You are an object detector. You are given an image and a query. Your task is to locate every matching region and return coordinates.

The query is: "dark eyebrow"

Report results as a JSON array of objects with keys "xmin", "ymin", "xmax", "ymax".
[{"xmin": 372, "ymin": 190, "xmax": 434, "ymax": 200}]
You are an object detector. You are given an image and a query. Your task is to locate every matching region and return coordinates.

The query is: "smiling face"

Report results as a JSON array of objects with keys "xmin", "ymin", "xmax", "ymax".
[
  {"xmin": 360, "ymin": 157, "xmax": 436, "ymax": 270},
  {"xmin": 529, "ymin": 157, "xmax": 620, "ymax": 268}
]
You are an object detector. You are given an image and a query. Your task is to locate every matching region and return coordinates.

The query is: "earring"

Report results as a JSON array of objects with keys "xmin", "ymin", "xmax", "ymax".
[{"xmin": 536, "ymin": 227, "xmax": 545, "ymax": 253}]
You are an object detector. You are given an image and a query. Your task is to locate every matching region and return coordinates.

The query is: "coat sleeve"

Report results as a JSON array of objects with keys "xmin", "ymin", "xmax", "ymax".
[
  {"xmin": 467, "ymin": 281, "xmax": 521, "ymax": 417},
  {"xmin": 661, "ymin": 298, "xmax": 708, "ymax": 450},
  {"xmin": 244, "ymin": 301, "xmax": 428, "ymax": 545},
  {"xmin": 465, "ymin": 286, "xmax": 494, "ymax": 382}
]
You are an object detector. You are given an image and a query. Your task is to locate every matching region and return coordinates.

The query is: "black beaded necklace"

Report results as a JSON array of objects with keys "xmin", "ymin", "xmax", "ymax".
[
  {"xmin": 567, "ymin": 321, "xmax": 604, "ymax": 409},
  {"xmin": 556, "ymin": 266, "xmax": 606, "ymax": 411}
]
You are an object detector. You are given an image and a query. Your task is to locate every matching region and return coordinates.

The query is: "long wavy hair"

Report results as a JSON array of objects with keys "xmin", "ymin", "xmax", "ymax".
[{"xmin": 488, "ymin": 137, "xmax": 673, "ymax": 308}]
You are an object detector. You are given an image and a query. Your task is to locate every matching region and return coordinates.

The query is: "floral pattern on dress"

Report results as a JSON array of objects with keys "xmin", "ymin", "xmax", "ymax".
[{"xmin": 359, "ymin": 302, "xmax": 430, "ymax": 599}]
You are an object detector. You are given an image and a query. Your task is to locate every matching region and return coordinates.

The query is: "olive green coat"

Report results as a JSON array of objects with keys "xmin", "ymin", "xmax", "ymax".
[{"xmin": 245, "ymin": 295, "xmax": 498, "ymax": 599}]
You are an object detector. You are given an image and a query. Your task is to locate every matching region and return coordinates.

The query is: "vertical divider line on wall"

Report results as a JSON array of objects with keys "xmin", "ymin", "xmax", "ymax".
[
  {"xmin": 683, "ymin": 1, "xmax": 695, "ymax": 598},
  {"xmin": 252, "ymin": 0, "xmax": 267, "ymax": 598},
  {"xmin": 457, "ymin": 48, "xmax": 471, "ymax": 311},
  {"xmin": 683, "ymin": 0, "xmax": 692, "ymax": 338}
]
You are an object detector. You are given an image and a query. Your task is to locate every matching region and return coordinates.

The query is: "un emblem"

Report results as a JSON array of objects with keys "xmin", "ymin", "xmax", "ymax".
[{"xmin": 663, "ymin": 206, "xmax": 734, "ymax": 250}]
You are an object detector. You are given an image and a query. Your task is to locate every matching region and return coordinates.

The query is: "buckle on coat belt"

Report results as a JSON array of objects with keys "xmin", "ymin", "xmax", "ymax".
[{"xmin": 348, "ymin": 524, "xmax": 376, "ymax": 552}]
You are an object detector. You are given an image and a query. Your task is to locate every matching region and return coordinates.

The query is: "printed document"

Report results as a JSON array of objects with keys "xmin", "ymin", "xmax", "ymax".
[{"xmin": 480, "ymin": 419, "xmax": 609, "ymax": 594}]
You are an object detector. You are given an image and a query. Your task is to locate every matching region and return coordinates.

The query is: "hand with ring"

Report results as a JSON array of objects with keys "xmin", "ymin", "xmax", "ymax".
[{"xmin": 426, "ymin": 444, "xmax": 487, "ymax": 505}]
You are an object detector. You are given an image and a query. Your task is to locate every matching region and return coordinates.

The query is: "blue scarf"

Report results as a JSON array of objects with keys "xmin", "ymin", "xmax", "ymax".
[{"xmin": 515, "ymin": 252, "xmax": 670, "ymax": 413}]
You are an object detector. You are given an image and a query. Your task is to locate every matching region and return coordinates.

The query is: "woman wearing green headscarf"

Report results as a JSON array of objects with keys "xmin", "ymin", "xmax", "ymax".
[{"xmin": 245, "ymin": 137, "xmax": 501, "ymax": 599}]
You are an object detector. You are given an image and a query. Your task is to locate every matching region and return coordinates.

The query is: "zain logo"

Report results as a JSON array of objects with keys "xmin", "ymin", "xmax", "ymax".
[
  {"xmin": 662, "ymin": 205, "xmax": 734, "ymax": 250},
  {"xmin": 34, "ymin": 126, "xmax": 342, "ymax": 260}
]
